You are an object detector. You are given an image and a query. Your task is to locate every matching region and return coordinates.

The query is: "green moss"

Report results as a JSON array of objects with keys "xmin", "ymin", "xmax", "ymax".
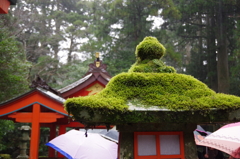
[
  {"xmin": 65, "ymin": 72, "xmax": 240, "ymax": 123},
  {"xmin": 64, "ymin": 36, "xmax": 240, "ymax": 125},
  {"xmin": 128, "ymin": 60, "xmax": 176, "ymax": 73},
  {"xmin": 129, "ymin": 37, "xmax": 175, "ymax": 73},
  {"xmin": 135, "ymin": 36, "xmax": 166, "ymax": 62}
]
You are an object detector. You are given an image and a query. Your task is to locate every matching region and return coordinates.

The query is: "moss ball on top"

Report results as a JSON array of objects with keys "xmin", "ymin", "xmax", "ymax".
[{"xmin": 135, "ymin": 36, "xmax": 166, "ymax": 62}]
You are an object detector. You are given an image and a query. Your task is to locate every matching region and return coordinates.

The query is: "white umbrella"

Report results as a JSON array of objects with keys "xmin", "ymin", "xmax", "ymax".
[
  {"xmin": 99, "ymin": 129, "xmax": 119, "ymax": 143},
  {"xmin": 198, "ymin": 122, "xmax": 240, "ymax": 158},
  {"xmin": 46, "ymin": 129, "xmax": 118, "ymax": 159}
]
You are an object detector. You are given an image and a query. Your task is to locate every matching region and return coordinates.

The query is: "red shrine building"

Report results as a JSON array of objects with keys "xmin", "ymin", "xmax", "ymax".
[
  {"xmin": 0, "ymin": 0, "xmax": 17, "ymax": 14},
  {"xmin": 0, "ymin": 56, "xmax": 111, "ymax": 159}
]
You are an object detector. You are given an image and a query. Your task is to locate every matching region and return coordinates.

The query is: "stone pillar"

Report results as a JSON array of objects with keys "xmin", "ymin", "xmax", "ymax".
[
  {"xmin": 183, "ymin": 124, "xmax": 198, "ymax": 159},
  {"xmin": 17, "ymin": 125, "xmax": 31, "ymax": 159}
]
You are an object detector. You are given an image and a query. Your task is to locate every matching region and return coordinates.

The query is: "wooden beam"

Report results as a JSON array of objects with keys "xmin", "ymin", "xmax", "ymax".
[
  {"xmin": 8, "ymin": 113, "xmax": 32, "ymax": 123},
  {"xmin": 40, "ymin": 113, "xmax": 65, "ymax": 123},
  {"xmin": 8, "ymin": 112, "xmax": 65, "ymax": 123}
]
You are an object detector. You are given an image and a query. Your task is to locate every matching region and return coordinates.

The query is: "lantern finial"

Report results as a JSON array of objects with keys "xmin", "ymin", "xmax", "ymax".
[{"xmin": 95, "ymin": 52, "xmax": 100, "ymax": 67}]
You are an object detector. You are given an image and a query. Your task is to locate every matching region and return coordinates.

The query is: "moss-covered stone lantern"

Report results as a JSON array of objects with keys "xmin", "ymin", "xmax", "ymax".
[{"xmin": 64, "ymin": 36, "xmax": 240, "ymax": 159}]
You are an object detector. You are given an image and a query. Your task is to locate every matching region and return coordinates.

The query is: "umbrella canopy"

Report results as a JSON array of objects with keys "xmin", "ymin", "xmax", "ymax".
[
  {"xmin": 99, "ymin": 129, "xmax": 119, "ymax": 143},
  {"xmin": 198, "ymin": 122, "xmax": 240, "ymax": 158},
  {"xmin": 194, "ymin": 125, "xmax": 211, "ymax": 145},
  {"xmin": 46, "ymin": 129, "xmax": 118, "ymax": 159},
  {"xmin": 193, "ymin": 125, "xmax": 211, "ymax": 145}
]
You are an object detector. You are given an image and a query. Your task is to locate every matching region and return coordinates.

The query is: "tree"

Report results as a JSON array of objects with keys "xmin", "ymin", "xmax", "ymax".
[
  {"xmin": 9, "ymin": 0, "xmax": 92, "ymax": 87},
  {"xmin": 170, "ymin": 0, "xmax": 240, "ymax": 94},
  {"xmin": 0, "ymin": 120, "xmax": 15, "ymax": 153},
  {"xmin": 81, "ymin": 0, "xmax": 181, "ymax": 76},
  {"xmin": 0, "ymin": 14, "xmax": 31, "ymax": 157},
  {"xmin": 0, "ymin": 14, "xmax": 31, "ymax": 102},
  {"xmin": 229, "ymin": 17, "xmax": 240, "ymax": 96}
]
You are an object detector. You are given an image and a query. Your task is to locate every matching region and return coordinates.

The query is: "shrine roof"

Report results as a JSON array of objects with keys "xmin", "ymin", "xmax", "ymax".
[
  {"xmin": 36, "ymin": 87, "xmax": 65, "ymax": 103},
  {"xmin": 58, "ymin": 73, "xmax": 93, "ymax": 94},
  {"xmin": 0, "ymin": 87, "xmax": 65, "ymax": 106},
  {"xmin": 58, "ymin": 56, "xmax": 111, "ymax": 98},
  {"xmin": 58, "ymin": 72, "xmax": 111, "ymax": 95},
  {"xmin": 0, "ymin": 86, "xmax": 68, "ymax": 118},
  {"xmin": 98, "ymin": 72, "xmax": 111, "ymax": 81}
]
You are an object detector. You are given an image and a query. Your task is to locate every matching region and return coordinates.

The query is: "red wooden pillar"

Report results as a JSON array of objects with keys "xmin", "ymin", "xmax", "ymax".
[
  {"xmin": 0, "ymin": 0, "xmax": 10, "ymax": 14},
  {"xmin": 48, "ymin": 124, "xmax": 57, "ymax": 157},
  {"xmin": 57, "ymin": 125, "xmax": 66, "ymax": 158},
  {"xmin": 29, "ymin": 103, "xmax": 41, "ymax": 159}
]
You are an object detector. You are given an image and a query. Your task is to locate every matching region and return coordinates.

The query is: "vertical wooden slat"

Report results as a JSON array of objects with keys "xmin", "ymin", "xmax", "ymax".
[{"xmin": 48, "ymin": 124, "xmax": 57, "ymax": 157}]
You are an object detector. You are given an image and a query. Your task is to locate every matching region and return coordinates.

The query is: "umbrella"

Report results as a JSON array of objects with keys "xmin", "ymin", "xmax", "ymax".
[
  {"xmin": 99, "ymin": 129, "xmax": 119, "ymax": 143},
  {"xmin": 194, "ymin": 125, "xmax": 212, "ymax": 158},
  {"xmin": 198, "ymin": 122, "xmax": 240, "ymax": 158},
  {"xmin": 194, "ymin": 125, "xmax": 211, "ymax": 145},
  {"xmin": 46, "ymin": 129, "xmax": 118, "ymax": 159}
]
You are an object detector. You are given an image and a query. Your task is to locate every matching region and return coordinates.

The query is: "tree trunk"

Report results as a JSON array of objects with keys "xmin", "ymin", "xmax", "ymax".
[
  {"xmin": 207, "ymin": 8, "xmax": 218, "ymax": 92},
  {"xmin": 217, "ymin": 0, "xmax": 229, "ymax": 93},
  {"xmin": 67, "ymin": 35, "xmax": 74, "ymax": 64}
]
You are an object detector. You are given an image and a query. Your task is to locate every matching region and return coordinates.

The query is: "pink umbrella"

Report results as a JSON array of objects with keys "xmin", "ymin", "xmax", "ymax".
[
  {"xmin": 198, "ymin": 122, "xmax": 240, "ymax": 158},
  {"xmin": 46, "ymin": 129, "xmax": 118, "ymax": 159}
]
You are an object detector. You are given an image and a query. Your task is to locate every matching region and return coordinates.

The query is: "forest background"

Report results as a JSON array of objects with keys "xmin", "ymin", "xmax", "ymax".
[{"xmin": 0, "ymin": 0, "xmax": 240, "ymax": 157}]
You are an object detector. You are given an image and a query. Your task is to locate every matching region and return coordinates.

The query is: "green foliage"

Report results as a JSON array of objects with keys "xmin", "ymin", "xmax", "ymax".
[
  {"xmin": 229, "ymin": 19, "xmax": 240, "ymax": 96},
  {"xmin": 29, "ymin": 55, "xmax": 59, "ymax": 87},
  {"xmin": 0, "ymin": 15, "xmax": 30, "ymax": 158},
  {"xmin": 0, "ymin": 120, "xmax": 15, "ymax": 152},
  {"xmin": 6, "ymin": 0, "xmax": 183, "ymax": 83},
  {"xmin": 0, "ymin": 154, "xmax": 11, "ymax": 159},
  {"xmin": 79, "ymin": 0, "xmax": 181, "ymax": 76},
  {"xmin": 0, "ymin": 122, "xmax": 27, "ymax": 158},
  {"xmin": 51, "ymin": 59, "xmax": 90, "ymax": 89},
  {"xmin": 0, "ymin": 29, "xmax": 31, "ymax": 102},
  {"xmin": 38, "ymin": 127, "xmax": 50, "ymax": 157},
  {"xmin": 170, "ymin": 0, "xmax": 240, "ymax": 93},
  {"xmin": 0, "ymin": 122, "xmax": 47, "ymax": 158},
  {"xmin": 30, "ymin": 57, "xmax": 90, "ymax": 89}
]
